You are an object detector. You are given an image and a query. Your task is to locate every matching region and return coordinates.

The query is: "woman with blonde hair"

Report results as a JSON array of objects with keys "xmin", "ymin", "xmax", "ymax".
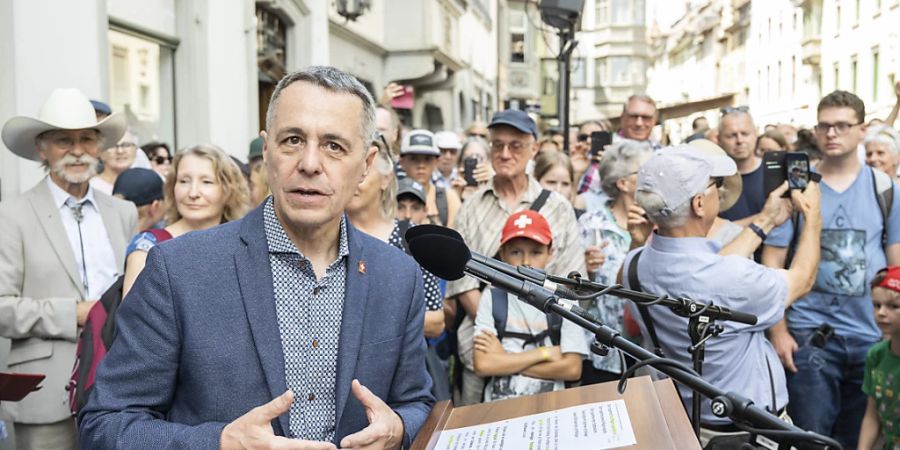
[
  {"xmin": 346, "ymin": 134, "xmax": 445, "ymax": 339},
  {"xmin": 122, "ymin": 144, "xmax": 250, "ymax": 295}
]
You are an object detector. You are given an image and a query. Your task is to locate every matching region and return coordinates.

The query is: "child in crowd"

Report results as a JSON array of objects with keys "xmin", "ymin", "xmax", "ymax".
[
  {"xmin": 396, "ymin": 177, "xmax": 428, "ymax": 225},
  {"xmin": 859, "ymin": 266, "xmax": 900, "ymax": 450},
  {"xmin": 473, "ymin": 210, "xmax": 588, "ymax": 402}
]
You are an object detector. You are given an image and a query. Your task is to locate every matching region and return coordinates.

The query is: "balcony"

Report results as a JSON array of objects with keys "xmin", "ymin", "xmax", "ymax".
[{"xmin": 801, "ymin": 37, "xmax": 821, "ymax": 65}]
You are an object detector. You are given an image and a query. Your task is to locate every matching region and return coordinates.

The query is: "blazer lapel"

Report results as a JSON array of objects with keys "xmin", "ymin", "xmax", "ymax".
[
  {"xmin": 233, "ymin": 206, "xmax": 290, "ymax": 435},
  {"xmin": 29, "ymin": 181, "xmax": 84, "ymax": 297},
  {"xmin": 94, "ymin": 194, "xmax": 126, "ymax": 269},
  {"xmin": 334, "ymin": 221, "xmax": 370, "ymax": 429}
]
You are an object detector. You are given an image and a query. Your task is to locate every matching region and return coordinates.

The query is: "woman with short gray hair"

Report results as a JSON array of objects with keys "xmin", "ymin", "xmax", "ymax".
[
  {"xmin": 576, "ymin": 138, "xmax": 653, "ymax": 385},
  {"xmin": 864, "ymin": 124, "xmax": 900, "ymax": 180}
]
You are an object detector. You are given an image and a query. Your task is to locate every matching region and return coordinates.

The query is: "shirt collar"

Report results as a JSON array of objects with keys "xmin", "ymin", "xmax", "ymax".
[
  {"xmin": 482, "ymin": 174, "xmax": 543, "ymax": 203},
  {"xmin": 46, "ymin": 176, "xmax": 97, "ymax": 211},
  {"xmin": 647, "ymin": 231, "xmax": 721, "ymax": 254},
  {"xmin": 263, "ymin": 197, "xmax": 350, "ymax": 260}
]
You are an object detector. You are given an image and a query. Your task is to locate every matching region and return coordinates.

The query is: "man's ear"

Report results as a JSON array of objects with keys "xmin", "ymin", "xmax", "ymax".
[{"xmin": 692, "ymin": 193, "xmax": 706, "ymax": 218}]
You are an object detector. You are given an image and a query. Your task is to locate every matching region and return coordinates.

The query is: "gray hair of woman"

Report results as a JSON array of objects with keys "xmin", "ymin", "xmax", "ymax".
[
  {"xmin": 864, "ymin": 124, "xmax": 900, "ymax": 154},
  {"xmin": 371, "ymin": 134, "xmax": 398, "ymax": 218},
  {"xmin": 597, "ymin": 139, "xmax": 654, "ymax": 200}
]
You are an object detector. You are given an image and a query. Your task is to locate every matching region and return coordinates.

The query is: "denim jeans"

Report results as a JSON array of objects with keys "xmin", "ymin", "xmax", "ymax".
[{"xmin": 786, "ymin": 328, "xmax": 877, "ymax": 449}]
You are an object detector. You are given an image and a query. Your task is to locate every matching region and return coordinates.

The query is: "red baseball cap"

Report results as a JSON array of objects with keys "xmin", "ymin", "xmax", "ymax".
[
  {"xmin": 500, "ymin": 210, "xmax": 552, "ymax": 246},
  {"xmin": 877, "ymin": 266, "xmax": 900, "ymax": 294}
]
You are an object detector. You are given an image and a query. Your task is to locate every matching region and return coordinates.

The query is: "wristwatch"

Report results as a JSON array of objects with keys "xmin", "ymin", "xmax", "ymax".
[{"xmin": 748, "ymin": 223, "xmax": 767, "ymax": 241}]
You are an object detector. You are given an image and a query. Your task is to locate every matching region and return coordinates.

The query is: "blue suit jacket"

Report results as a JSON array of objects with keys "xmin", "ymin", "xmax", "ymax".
[{"xmin": 78, "ymin": 205, "xmax": 434, "ymax": 448}]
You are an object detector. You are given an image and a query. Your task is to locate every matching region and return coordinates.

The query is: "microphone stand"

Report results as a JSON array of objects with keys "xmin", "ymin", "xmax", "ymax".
[
  {"xmin": 541, "ymin": 271, "xmax": 748, "ymax": 435},
  {"xmin": 463, "ymin": 265, "xmax": 841, "ymax": 450}
]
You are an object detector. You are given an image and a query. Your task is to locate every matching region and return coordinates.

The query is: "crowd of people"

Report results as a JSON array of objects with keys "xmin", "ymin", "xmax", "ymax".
[{"xmin": 1, "ymin": 66, "xmax": 900, "ymax": 450}]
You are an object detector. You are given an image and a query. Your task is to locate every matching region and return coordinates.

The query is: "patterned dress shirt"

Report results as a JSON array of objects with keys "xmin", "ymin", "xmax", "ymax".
[{"xmin": 263, "ymin": 198, "xmax": 348, "ymax": 441}]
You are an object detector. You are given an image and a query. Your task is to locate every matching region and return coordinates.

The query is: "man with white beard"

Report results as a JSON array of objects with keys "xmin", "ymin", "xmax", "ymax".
[{"xmin": 0, "ymin": 88, "xmax": 136, "ymax": 450}]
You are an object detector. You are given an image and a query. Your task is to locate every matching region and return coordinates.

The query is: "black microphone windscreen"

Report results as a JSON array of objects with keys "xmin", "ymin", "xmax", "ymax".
[
  {"xmin": 407, "ymin": 232, "xmax": 471, "ymax": 280},
  {"xmin": 404, "ymin": 224, "xmax": 463, "ymax": 244}
]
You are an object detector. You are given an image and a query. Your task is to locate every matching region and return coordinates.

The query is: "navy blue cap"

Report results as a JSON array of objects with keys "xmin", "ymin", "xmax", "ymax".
[
  {"xmin": 90, "ymin": 99, "xmax": 112, "ymax": 116},
  {"xmin": 488, "ymin": 109, "xmax": 538, "ymax": 138},
  {"xmin": 113, "ymin": 168, "xmax": 164, "ymax": 207}
]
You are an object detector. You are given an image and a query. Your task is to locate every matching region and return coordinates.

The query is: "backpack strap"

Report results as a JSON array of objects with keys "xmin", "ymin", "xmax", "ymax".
[
  {"xmin": 627, "ymin": 250, "xmax": 665, "ymax": 357},
  {"xmin": 491, "ymin": 287, "xmax": 560, "ymax": 346},
  {"xmin": 530, "ymin": 189, "xmax": 551, "ymax": 212},
  {"xmin": 491, "ymin": 287, "xmax": 508, "ymax": 340},
  {"xmin": 872, "ymin": 167, "xmax": 894, "ymax": 249},
  {"xmin": 435, "ymin": 187, "xmax": 449, "ymax": 226}
]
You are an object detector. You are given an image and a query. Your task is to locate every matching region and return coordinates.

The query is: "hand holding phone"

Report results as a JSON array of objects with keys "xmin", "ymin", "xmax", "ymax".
[
  {"xmin": 590, "ymin": 131, "xmax": 612, "ymax": 159},
  {"xmin": 463, "ymin": 157, "xmax": 479, "ymax": 186}
]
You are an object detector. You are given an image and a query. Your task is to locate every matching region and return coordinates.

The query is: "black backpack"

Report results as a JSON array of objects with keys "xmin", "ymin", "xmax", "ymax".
[{"xmin": 490, "ymin": 287, "xmax": 562, "ymax": 347}]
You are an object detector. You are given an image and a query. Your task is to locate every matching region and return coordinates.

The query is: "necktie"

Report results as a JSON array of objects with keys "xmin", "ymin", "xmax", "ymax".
[{"xmin": 66, "ymin": 198, "xmax": 89, "ymax": 294}]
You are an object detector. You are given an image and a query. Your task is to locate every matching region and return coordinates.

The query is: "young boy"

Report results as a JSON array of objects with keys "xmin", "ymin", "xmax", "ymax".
[
  {"xmin": 859, "ymin": 266, "xmax": 900, "ymax": 450},
  {"xmin": 473, "ymin": 210, "xmax": 588, "ymax": 402}
]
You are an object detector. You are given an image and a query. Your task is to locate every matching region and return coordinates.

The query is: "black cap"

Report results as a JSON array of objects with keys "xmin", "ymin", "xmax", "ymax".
[
  {"xmin": 397, "ymin": 177, "xmax": 426, "ymax": 204},
  {"xmin": 113, "ymin": 168, "xmax": 164, "ymax": 207},
  {"xmin": 488, "ymin": 109, "xmax": 537, "ymax": 138}
]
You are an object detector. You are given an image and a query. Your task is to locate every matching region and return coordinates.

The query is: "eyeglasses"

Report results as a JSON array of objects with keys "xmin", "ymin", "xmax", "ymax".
[
  {"xmin": 624, "ymin": 113, "xmax": 655, "ymax": 122},
  {"xmin": 372, "ymin": 131, "xmax": 395, "ymax": 166},
  {"xmin": 490, "ymin": 140, "xmax": 528, "ymax": 153},
  {"xmin": 706, "ymin": 177, "xmax": 725, "ymax": 190},
  {"xmin": 577, "ymin": 133, "xmax": 590, "ymax": 142},
  {"xmin": 720, "ymin": 105, "xmax": 750, "ymax": 115},
  {"xmin": 153, "ymin": 155, "xmax": 172, "ymax": 165},
  {"xmin": 814, "ymin": 121, "xmax": 862, "ymax": 135},
  {"xmin": 111, "ymin": 142, "xmax": 138, "ymax": 152}
]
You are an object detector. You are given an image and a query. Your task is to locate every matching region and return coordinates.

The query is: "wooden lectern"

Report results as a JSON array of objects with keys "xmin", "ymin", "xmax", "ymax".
[{"xmin": 411, "ymin": 376, "xmax": 700, "ymax": 450}]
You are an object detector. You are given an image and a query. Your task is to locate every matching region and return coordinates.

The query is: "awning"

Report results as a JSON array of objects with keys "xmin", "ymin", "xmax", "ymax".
[{"xmin": 656, "ymin": 93, "xmax": 737, "ymax": 120}]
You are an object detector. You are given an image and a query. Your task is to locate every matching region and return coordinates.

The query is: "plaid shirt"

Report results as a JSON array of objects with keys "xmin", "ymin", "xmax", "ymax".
[{"xmin": 446, "ymin": 175, "xmax": 586, "ymax": 298}]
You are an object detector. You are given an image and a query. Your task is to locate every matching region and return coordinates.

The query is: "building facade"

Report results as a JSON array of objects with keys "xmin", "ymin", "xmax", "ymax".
[{"xmin": 0, "ymin": 0, "xmax": 500, "ymax": 199}]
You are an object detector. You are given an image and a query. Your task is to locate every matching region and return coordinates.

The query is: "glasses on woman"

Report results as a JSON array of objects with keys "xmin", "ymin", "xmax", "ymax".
[
  {"xmin": 153, "ymin": 155, "xmax": 173, "ymax": 165},
  {"xmin": 372, "ymin": 131, "xmax": 394, "ymax": 166}
]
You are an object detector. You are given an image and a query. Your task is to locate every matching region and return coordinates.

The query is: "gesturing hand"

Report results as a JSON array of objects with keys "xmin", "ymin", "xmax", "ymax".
[
  {"xmin": 339, "ymin": 380, "xmax": 404, "ymax": 450},
  {"xmin": 220, "ymin": 390, "xmax": 336, "ymax": 450}
]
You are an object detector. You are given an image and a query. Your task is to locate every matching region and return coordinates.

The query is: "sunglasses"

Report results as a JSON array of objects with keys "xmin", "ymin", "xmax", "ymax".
[
  {"xmin": 577, "ymin": 133, "xmax": 590, "ymax": 142},
  {"xmin": 373, "ymin": 131, "xmax": 395, "ymax": 166},
  {"xmin": 720, "ymin": 105, "xmax": 750, "ymax": 115},
  {"xmin": 707, "ymin": 177, "xmax": 725, "ymax": 190},
  {"xmin": 153, "ymin": 155, "xmax": 172, "ymax": 165}
]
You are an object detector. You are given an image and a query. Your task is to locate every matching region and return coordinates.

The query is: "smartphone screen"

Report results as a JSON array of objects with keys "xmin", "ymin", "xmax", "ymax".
[
  {"xmin": 785, "ymin": 153, "xmax": 810, "ymax": 190},
  {"xmin": 590, "ymin": 131, "xmax": 612, "ymax": 157},
  {"xmin": 464, "ymin": 157, "xmax": 478, "ymax": 186},
  {"xmin": 762, "ymin": 151, "xmax": 787, "ymax": 197}
]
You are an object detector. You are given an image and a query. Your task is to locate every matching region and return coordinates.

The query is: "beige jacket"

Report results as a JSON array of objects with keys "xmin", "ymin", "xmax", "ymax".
[{"xmin": 0, "ymin": 179, "xmax": 136, "ymax": 423}]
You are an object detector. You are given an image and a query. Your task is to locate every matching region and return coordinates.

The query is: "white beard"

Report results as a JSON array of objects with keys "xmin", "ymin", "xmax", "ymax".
[{"xmin": 52, "ymin": 154, "xmax": 99, "ymax": 184}]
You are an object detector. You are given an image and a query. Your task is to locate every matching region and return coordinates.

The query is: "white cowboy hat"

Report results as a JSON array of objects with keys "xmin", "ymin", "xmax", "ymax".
[{"xmin": 1, "ymin": 88, "xmax": 127, "ymax": 161}]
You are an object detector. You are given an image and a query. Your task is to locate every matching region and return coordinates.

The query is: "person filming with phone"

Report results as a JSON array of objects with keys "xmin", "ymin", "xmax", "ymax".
[
  {"xmin": 623, "ymin": 143, "xmax": 821, "ymax": 447},
  {"xmin": 763, "ymin": 91, "xmax": 900, "ymax": 448}
]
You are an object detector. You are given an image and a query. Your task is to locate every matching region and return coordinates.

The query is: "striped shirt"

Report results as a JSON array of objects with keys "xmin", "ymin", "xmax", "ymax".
[{"xmin": 446, "ymin": 175, "xmax": 586, "ymax": 298}]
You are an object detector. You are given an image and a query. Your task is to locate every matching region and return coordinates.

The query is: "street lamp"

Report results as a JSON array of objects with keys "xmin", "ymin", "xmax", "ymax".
[{"xmin": 539, "ymin": 0, "xmax": 584, "ymax": 153}]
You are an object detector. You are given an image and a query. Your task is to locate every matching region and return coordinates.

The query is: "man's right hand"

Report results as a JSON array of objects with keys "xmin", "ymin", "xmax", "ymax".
[
  {"xmin": 768, "ymin": 328, "xmax": 799, "ymax": 373},
  {"xmin": 759, "ymin": 182, "xmax": 792, "ymax": 229},
  {"xmin": 76, "ymin": 300, "xmax": 98, "ymax": 327},
  {"xmin": 220, "ymin": 390, "xmax": 337, "ymax": 450}
]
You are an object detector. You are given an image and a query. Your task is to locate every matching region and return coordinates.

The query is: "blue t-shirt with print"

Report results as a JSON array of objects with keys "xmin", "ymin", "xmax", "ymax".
[{"xmin": 766, "ymin": 166, "xmax": 900, "ymax": 341}]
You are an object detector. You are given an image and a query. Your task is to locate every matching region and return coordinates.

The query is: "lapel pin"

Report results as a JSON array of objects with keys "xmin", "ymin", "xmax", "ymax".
[{"xmin": 358, "ymin": 261, "xmax": 366, "ymax": 274}]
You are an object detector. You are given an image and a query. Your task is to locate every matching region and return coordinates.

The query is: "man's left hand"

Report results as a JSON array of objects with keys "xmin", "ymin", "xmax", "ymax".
[{"xmin": 339, "ymin": 380, "xmax": 403, "ymax": 450}]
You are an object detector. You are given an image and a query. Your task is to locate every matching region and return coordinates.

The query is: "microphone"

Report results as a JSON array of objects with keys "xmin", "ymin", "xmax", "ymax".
[
  {"xmin": 405, "ymin": 225, "xmax": 597, "ymax": 321},
  {"xmin": 404, "ymin": 224, "xmax": 581, "ymax": 299}
]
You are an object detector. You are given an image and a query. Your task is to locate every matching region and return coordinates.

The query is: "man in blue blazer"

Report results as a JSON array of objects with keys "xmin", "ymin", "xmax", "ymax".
[{"xmin": 79, "ymin": 66, "xmax": 434, "ymax": 449}]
